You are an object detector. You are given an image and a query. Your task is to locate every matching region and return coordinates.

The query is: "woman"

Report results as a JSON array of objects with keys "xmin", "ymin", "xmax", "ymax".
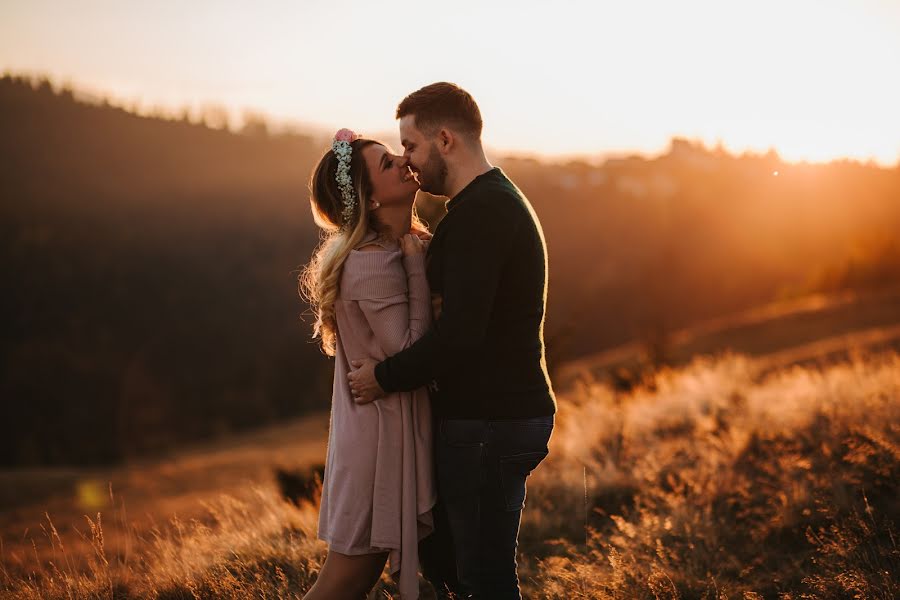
[{"xmin": 299, "ymin": 128, "xmax": 436, "ymax": 599}]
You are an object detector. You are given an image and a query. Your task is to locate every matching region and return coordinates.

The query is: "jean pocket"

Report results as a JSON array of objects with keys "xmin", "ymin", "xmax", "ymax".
[
  {"xmin": 439, "ymin": 420, "xmax": 487, "ymax": 448},
  {"xmin": 498, "ymin": 450, "xmax": 548, "ymax": 512}
]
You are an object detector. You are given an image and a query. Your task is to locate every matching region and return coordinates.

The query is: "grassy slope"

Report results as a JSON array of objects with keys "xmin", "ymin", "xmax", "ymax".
[
  {"xmin": 556, "ymin": 286, "xmax": 900, "ymax": 387},
  {"xmin": 2, "ymin": 296, "xmax": 899, "ymax": 597},
  {"xmin": 0, "ymin": 414, "xmax": 330, "ymax": 579}
]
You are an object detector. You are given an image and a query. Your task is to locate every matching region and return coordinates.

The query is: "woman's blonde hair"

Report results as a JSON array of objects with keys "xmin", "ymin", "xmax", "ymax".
[{"xmin": 299, "ymin": 139, "xmax": 429, "ymax": 355}]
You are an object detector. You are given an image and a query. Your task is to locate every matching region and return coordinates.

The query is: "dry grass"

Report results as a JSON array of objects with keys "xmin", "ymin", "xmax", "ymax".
[
  {"xmin": 2, "ymin": 351, "xmax": 898, "ymax": 599},
  {"xmin": 1, "ymin": 488, "xmax": 327, "ymax": 599},
  {"xmin": 525, "ymin": 350, "xmax": 900, "ymax": 599}
]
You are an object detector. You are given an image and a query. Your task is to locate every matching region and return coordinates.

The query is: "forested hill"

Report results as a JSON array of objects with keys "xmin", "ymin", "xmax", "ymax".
[
  {"xmin": 3, "ymin": 74, "xmax": 899, "ymax": 466},
  {"xmin": 1, "ymin": 75, "xmax": 329, "ymax": 465}
]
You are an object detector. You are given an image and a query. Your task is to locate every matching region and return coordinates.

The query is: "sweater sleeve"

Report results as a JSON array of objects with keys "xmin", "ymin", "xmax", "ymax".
[
  {"xmin": 352, "ymin": 252, "xmax": 432, "ymax": 357},
  {"xmin": 374, "ymin": 196, "xmax": 521, "ymax": 392}
]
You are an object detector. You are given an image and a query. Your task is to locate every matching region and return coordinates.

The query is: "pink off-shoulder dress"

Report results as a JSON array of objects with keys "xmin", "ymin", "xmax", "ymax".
[{"xmin": 317, "ymin": 229, "xmax": 436, "ymax": 599}]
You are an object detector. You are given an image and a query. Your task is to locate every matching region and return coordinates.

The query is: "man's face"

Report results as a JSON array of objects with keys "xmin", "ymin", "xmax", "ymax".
[{"xmin": 399, "ymin": 115, "xmax": 448, "ymax": 197}]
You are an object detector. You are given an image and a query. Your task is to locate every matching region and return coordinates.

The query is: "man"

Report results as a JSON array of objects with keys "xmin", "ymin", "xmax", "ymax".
[{"xmin": 347, "ymin": 82, "xmax": 557, "ymax": 600}]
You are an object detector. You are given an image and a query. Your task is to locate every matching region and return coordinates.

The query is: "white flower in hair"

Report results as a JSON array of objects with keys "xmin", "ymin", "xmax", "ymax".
[{"xmin": 332, "ymin": 128, "xmax": 360, "ymax": 225}]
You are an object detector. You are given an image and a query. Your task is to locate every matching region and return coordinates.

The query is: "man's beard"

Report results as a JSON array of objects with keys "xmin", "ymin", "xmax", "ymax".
[{"xmin": 418, "ymin": 143, "xmax": 448, "ymax": 196}]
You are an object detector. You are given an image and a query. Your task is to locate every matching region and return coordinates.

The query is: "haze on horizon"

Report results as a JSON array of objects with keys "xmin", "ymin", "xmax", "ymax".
[{"xmin": 2, "ymin": 0, "xmax": 899, "ymax": 165}]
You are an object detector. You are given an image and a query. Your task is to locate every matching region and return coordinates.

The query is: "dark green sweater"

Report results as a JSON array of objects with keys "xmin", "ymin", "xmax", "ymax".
[{"xmin": 374, "ymin": 167, "xmax": 557, "ymax": 419}]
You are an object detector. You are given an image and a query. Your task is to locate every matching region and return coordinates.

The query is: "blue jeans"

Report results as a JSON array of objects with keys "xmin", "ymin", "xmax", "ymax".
[{"xmin": 420, "ymin": 414, "xmax": 554, "ymax": 599}]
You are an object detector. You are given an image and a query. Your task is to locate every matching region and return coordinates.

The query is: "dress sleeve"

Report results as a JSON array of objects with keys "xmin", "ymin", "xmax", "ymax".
[{"xmin": 342, "ymin": 250, "xmax": 432, "ymax": 357}]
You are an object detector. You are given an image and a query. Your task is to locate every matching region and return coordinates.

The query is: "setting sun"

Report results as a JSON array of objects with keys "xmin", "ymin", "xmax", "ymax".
[{"xmin": 2, "ymin": 0, "xmax": 898, "ymax": 164}]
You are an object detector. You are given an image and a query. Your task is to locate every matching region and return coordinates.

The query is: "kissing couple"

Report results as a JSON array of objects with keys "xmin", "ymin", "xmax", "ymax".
[{"xmin": 299, "ymin": 82, "xmax": 557, "ymax": 600}]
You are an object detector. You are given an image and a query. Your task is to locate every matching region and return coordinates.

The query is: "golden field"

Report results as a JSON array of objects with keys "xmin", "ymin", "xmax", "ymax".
[{"xmin": 2, "ymin": 348, "xmax": 898, "ymax": 599}]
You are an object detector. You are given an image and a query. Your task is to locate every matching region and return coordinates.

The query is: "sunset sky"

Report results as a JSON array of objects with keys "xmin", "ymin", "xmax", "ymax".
[{"xmin": 2, "ymin": 0, "xmax": 899, "ymax": 164}]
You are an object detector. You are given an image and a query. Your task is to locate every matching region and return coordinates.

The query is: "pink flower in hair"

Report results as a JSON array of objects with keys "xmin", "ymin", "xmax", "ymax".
[{"xmin": 334, "ymin": 128, "xmax": 358, "ymax": 143}]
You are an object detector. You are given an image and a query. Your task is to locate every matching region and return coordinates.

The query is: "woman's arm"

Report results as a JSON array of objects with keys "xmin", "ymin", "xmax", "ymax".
[{"xmin": 354, "ymin": 247, "xmax": 432, "ymax": 357}]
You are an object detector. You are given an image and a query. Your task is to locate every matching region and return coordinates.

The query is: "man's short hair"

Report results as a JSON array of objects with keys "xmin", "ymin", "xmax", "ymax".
[{"xmin": 396, "ymin": 82, "xmax": 483, "ymax": 140}]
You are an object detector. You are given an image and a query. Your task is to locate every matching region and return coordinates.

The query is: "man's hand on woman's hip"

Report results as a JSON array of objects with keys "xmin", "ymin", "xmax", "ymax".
[{"xmin": 348, "ymin": 358, "xmax": 385, "ymax": 404}]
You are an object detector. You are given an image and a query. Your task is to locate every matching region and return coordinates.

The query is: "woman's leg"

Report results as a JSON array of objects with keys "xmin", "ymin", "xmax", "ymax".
[{"xmin": 302, "ymin": 549, "xmax": 389, "ymax": 600}]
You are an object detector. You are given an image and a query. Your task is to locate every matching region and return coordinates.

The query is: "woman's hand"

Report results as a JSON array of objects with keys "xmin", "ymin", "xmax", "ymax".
[
  {"xmin": 411, "ymin": 227, "xmax": 432, "ymax": 241},
  {"xmin": 400, "ymin": 233, "xmax": 426, "ymax": 256}
]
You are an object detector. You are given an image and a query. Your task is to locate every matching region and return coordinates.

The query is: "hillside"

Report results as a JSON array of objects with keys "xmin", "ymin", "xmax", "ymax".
[
  {"xmin": 1, "ymin": 346, "xmax": 897, "ymax": 598},
  {"xmin": 557, "ymin": 286, "xmax": 900, "ymax": 388},
  {"xmin": 3, "ymin": 72, "xmax": 900, "ymax": 467},
  {"xmin": 1, "ymin": 75, "xmax": 334, "ymax": 466}
]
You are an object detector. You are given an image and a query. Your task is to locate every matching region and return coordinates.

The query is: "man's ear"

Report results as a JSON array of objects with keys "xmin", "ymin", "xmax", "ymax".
[{"xmin": 437, "ymin": 128, "xmax": 454, "ymax": 155}]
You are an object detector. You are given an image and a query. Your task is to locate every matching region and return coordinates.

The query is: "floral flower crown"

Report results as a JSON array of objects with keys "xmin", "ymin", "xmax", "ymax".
[{"xmin": 332, "ymin": 128, "xmax": 360, "ymax": 225}]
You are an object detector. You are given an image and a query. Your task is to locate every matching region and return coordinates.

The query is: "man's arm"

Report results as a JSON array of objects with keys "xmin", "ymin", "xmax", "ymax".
[{"xmin": 374, "ymin": 198, "xmax": 521, "ymax": 392}]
